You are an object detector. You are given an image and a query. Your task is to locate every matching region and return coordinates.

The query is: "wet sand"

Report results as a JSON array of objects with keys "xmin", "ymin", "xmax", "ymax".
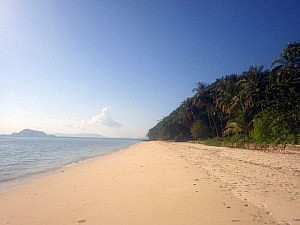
[{"xmin": 0, "ymin": 141, "xmax": 298, "ymax": 225}]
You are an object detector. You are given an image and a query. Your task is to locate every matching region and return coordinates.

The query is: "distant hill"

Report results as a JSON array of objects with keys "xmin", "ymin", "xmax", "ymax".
[
  {"xmin": 0, "ymin": 129, "xmax": 104, "ymax": 138},
  {"xmin": 11, "ymin": 129, "xmax": 55, "ymax": 137},
  {"xmin": 55, "ymin": 133, "xmax": 105, "ymax": 138}
]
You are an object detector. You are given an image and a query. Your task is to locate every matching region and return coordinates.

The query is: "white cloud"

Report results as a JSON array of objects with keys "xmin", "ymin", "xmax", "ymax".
[{"xmin": 84, "ymin": 107, "xmax": 122, "ymax": 128}]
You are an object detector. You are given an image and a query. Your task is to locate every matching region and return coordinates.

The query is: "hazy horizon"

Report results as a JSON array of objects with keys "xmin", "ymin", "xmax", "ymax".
[
  {"xmin": 1, "ymin": 0, "xmax": 299, "ymax": 138},
  {"xmin": 0, "ymin": 128, "xmax": 104, "ymax": 137}
]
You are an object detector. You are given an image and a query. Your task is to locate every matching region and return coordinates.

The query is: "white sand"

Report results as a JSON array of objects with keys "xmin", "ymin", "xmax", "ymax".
[{"xmin": 0, "ymin": 141, "xmax": 298, "ymax": 225}]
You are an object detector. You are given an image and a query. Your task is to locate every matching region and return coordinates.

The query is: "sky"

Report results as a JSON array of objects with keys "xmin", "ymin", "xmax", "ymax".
[{"xmin": 0, "ymin": 0, "xmax": 299, "ymax": 138}]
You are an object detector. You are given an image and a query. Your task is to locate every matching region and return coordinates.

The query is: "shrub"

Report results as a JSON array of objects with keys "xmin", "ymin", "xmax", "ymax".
[
  {"xmin": 251, "ymin": 109, "xmax": 297, "ymax": 144},
  {"xmin": 191, "ymin": 120, "xmax": 210, "ymax": 140}
]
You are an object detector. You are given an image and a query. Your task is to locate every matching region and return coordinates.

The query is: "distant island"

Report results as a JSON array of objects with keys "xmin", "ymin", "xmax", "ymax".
[
  {"xmin": 0, "ymin": 129, "xmax": 105, "ymax": 138},
  {"xmin": 10, "ymin": 129, "xmax": 55, "ymax": 138}
]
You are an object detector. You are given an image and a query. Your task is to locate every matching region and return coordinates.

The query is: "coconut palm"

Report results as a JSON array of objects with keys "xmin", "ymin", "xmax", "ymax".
[
  {"xmin": 193, "ymin": 82, "xmax": 221, "ymax": 137},
  {"xmin": 269, "ymin": 42, "xmax": 300, "ymax": 103},
  {"xmin": 211, "ymin": 75, "xmax": 239, "ymax": 115},
  {"xmin": 271, "ymin": 42, "xmax": 300, "ymax": 84}
]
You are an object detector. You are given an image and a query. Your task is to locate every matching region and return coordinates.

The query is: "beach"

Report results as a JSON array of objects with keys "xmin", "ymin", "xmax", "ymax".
[{"xmin": 0, "ymin": 141, "xmax": 299, "ymax": 225}]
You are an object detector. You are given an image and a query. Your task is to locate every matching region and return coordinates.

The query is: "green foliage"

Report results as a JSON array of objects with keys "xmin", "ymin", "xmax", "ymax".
[
  {"xmin": 191, "ymin": 120, "xmax": 210, "ymax": 140},
  {"xmin": 147, "ymin": 42, "xmax": 300, "ymax": 145},
  {"xmin": 147, "ymin": 99, "xmax": 194, "ymax": 141},
  {"xmin": 271, "ymin": 42, "xmax": 300, "ymax": 82},
  {"xmin": 204, "ymin": 134, "xmax": 250, "ymax": 148},
  {"xmin": 251, "ymin": 102, "xmax": 300, "ymax": 144},
  {"xmin": 224, "ymin": 121, "xmax": 243, "ymax": 136}
]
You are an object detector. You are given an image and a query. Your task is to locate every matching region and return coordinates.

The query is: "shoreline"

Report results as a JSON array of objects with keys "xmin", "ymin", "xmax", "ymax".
[
  {"xmin": 0, "ymin": 141, "xmax": 298, "ymax": 225},
  {"xmin": 0, "ymin": 141, "xmax": 142, "ymax": 192}
]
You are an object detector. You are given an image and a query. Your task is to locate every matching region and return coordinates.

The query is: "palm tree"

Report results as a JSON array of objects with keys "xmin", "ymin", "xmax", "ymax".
[
  {"xmin": 211, "ymin": 75, "xmax": 239, "ymax": 115},
  {"xmin": 193, "ymin": 82, "xmax": 221, "ymax": 136},
  {"xmin": 271, "ymin": 42, "xmax": 300, "ymax": 84},
  {"xmin": 223, "ymin": 67, "xmax": 267, "ymax": 136},
  {"xmin": 237, "ymin": 66, "xmax": 268, "ymax": 111},
  {"xmin": 177, "ymin": 98, "xmax": 196, "ymax": 127},
  {"xmin": 270, "ymin": 42, "xmax": 300, "ymax": 104}
]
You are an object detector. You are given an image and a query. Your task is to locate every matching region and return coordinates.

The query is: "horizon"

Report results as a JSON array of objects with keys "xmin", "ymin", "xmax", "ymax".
[
  {"xmin": 0, "ymin": 128, "xmax": 146, "ymax": 139},
  {"xmin": 1, "ymin": 0, "xmax": 299, "ymax": 138}
]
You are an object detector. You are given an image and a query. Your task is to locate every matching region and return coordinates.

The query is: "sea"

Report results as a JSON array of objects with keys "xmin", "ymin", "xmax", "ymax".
[{"xmin": 0, "ymin": 137, "xmax": 141, "ymax": 191}]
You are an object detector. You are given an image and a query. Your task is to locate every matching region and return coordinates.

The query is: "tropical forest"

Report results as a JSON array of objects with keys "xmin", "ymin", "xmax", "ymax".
[{"xmin": 147, "ymin": 42, "xmax": 300, "ymax": 146}]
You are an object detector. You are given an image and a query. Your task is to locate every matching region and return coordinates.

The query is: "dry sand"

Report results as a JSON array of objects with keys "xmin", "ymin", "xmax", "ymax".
[{"xmin": 0, "ymin": 141, "xmax": 299, "ymax": 225}]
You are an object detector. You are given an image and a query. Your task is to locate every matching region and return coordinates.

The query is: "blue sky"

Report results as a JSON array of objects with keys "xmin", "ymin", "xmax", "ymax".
[{"xmin": 0, "ymin": 0, "xmax": 299, "ymax": 138}]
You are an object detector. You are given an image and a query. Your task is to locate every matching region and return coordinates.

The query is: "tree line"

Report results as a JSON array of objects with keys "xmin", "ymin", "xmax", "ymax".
[{"xmin": 147, "ymin": 42, "xmax": 300, "ymax": 145}]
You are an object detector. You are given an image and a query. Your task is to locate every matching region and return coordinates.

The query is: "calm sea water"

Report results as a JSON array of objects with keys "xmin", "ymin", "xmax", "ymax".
[{"xmin": 0, "ymin": 137, "xmax": 141, "ymax": 190}]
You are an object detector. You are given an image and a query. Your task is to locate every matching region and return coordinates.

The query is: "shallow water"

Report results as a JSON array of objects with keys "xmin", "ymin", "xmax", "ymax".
[{"xmin": 0, "ymin": 137, "xmax": 140, "ymax": 190}]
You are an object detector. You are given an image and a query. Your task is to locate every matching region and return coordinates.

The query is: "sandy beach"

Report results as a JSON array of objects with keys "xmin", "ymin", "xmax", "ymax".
[{"xmin": 0, "ymin": 141, "xmax": 299, "ymax": 225}]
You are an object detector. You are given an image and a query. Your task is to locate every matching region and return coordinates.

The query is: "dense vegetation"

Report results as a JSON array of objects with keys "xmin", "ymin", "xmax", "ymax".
[{"xmin": 147, "ymin": 43, "xmax": 300, "ymax": 145}]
